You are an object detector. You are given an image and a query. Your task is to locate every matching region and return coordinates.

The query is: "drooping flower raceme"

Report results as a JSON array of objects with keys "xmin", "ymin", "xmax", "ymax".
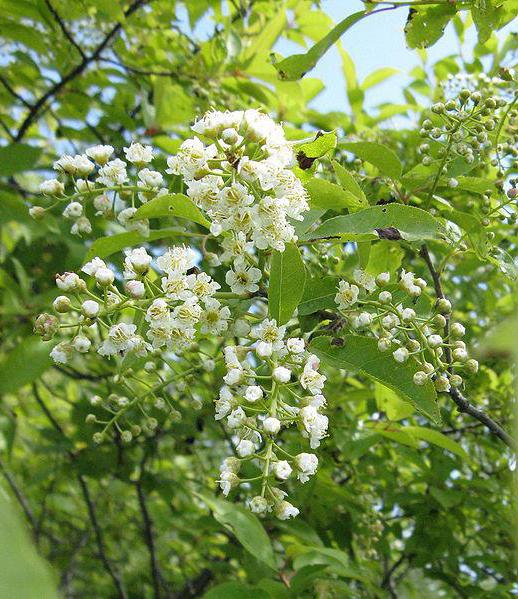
[
  {"xmin": 216, "ymin": 319, "xmax": 327, "ymax": 519},
  {"xmin": 334, "ymin": 268, "xmax": 478, "ymax": 392}
]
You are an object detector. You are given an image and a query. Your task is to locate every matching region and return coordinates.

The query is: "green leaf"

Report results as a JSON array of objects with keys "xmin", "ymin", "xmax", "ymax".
[
  {"xmin": 405, "ymin": 426, "xmax": 469, "ymax": 459},
  {"xmin": 0, "ymin": 144, "xmax": 42, "ymax": 176},
  {"xmin": 269, "ymin": 243, "xmax": 306, "ymax": 325},
  {"xmin": 332, "ymin": 160, "xmax": 367, "ymax": 207},
  {"xmin": 132, "ymin": 193, "xmax": 210, "ymax": 228},
  {"xmin": 310, "ymin": 335, "xmax": 440, "ymax": 423},
  {"xmin": 404, "ymin": 5, "xmax": 456, "ymax": 49},
  {"xmin": 271, "ymin": 11, "xmax": 365, "ymax": 81},
  {"xmin": 298, "ymin": 276, "xmax": 340, "ymax": 316},
  {"xmin": 296, "ymin": 131, "xmax": 337, "ymax": 161},
  {"xmin": 304, "ymin": 205, "xmax": 444, "ymax": 243},
  {"xmin": 375, "ymin": 383, "xmax": 415, "ymax": 421},
  {"xmin": 201, "ymin": 496, "xmax": 276, "ymax": 570},
  {"xmin": 305, "ymin": 179, "xmax": 364, "ymax": 212},
  {"xmin": 365, "ymin": 241, "xmax": 404, "ymax": 275},
  {"xmin": 339, "ymin": 142, "xmax": 402, "ymax": 179},
  {"xmin": 0, "ymin": 336, "xmax": 53, "ymax": 395},
  {"xmin": 361, "ymin": 67, "xmax": 399, "ymax": 90},
  {"xmin": 471, "ymin": 0, "xmax": 503, "ymax": 44},
  {"xmin": 0, "ymin": 493, "xmax": 58, "ymax": 598},
  {"xmin": 84, "ymin": 228, "xmax": 191, "ymax": 262}
]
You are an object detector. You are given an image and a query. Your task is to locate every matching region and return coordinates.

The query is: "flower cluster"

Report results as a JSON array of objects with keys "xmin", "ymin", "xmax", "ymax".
[
  {"xmin": 169, "ymin": 109, "xmax": 309, "ymax": 254},
  {"xmin": 34, "ymin": 244, "xmax": 229, "ymax": 364},
  {"xmin": 32, "ymin": 142, "xmax": 164, "ymax": 235},
  {"xmin": 216, "ymin": 319, "xmax": 327, "ymax": 519},
  {"xmin": 334, "ymin": 268, "xmax": 478, "ymax": 392},
  {"xmin": 418, "ymin": 90, "xmax": 507, "ymax": 169}
]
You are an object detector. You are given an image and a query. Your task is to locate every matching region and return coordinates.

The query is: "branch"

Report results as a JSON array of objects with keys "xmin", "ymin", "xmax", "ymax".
[
  {"xmin": 32, "ymin": 383, "xmax": 128, "ymax": 597},
  {"xmin": 136, "ymin": 480, "xmax": 163, "ymax": 598},
  {"xmin": 0, "ymin": 457, "xmax": 38, "ymax": 534},
  {"xmin": 420, "ymin": 244, "xmax": 516, "ymax": 450},
  {"xmin": 15, "ymin": 0, "xmax": 149, "ymax": 141},
  {"xmin": 44, "ymin": 0, "xmax": 86, "ymax": 59},
  {"xmin": 0, "ymin": 74, "xmax": 32, "ymax": 108}
]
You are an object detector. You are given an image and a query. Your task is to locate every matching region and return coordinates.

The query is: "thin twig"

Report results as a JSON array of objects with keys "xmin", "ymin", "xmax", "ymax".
[
  {"xmin": 44, "ymin": 0, "xmax": 86, "ymax": 59},
  {"xmin": 420, "ymin": 244, "xmax": 515, "ymax": 450}
]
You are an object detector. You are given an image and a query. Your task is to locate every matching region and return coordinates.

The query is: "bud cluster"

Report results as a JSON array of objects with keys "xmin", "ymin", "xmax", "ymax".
[
  {"xmin": 334, "ymin": 269, "xmax": 479, "ymax": 393},
  {"xmin": 217, "ymin": 319, "xmax": 327, "ymax": 519}
]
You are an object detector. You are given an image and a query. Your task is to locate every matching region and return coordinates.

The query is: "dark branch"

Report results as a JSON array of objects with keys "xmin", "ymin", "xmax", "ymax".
[
  {"xmin": 44, "ymin": 0, "xmax": 86, "ymax": 59},
  {"xmin": 0, "ymin": 457, "xmax": 38, "ymax": 534},
  {"xmin": 420, "ymin": 243, "xmax": 515, "ymax": 450},
  {"xmin": 15, "ymin": 0, "xmax": 149, "ymax": 141},
  {"xmin": 136, "ymin": 481, "xmax": 163, "ymax": 598},
  {"xmin": 0, "ymin": 74, "xmax": 32, "ymax": 108}
]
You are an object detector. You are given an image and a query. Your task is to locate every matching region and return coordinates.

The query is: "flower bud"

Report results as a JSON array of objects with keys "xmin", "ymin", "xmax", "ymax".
[
  {"xmin": 434, "ymin": 375, "xmax": 451, "ymax": 393},
  {"xmin": 287, "ymin": 337, "xmax": 305, "ymax": 354},
  {"xmin": 34, "ymin": 313, "xmax": 59, "ymax": 340},
  {"xmin": 85, "ymin": 414, "xmax": 96, "ymax": 424},
  {"xmin": 450, "ymin": 322, "xmax": 465, "ymax": 338},
  {"xmin": 244, "ymin": 385, "xmax": 263, "ymax": 402},
  {"xmin": 401, "ymin": 308, "xmax": 416, "ymax": 322},
  {"xmin": 379, "ymin": 291, "xmax": 392, "ymax": 304},
  {"xmin": 121, "ymin": 430, "xmax": 133, "ymax": 443},
  {"xmin": 236, "ymin": 439, "xmax": 255, "ymax": 457},
  {"xmin": 376, "ymin": 272, "xmax": 390, "ymax": 286},
  {"xmin": 452, "ymin": 348, "xmax": 468, "ymax": 362},
  {"xmin": 93, "ymin": 432, "xmax": 105, "ymax": 444},
  {"xmin": 82, "ymin": 300, "xmax": 100, "ymax": 318},
  {"xmin": 273, "ymin": 460, "xmax": 292, "ymax": 480},
  {"xmin": 434, "ymin": 314, "xmax": 447, "ymax": 328},
  {"xmin": 378, "ymin": 337, "xmax": 391, "ymax": 352},
  {"xmin": 56, "ymin": 272, "xmax": 85, "ymax": 292},
  {"xmin": 393, "ymin": 347, "xmax": 409, "ymax": 363},
  {"xmin": 95, "ymin": 267, "xmax": 115, "ymax": 286},
  {"xmin": 465, "ymin": 359, "xmax": 479, "ymax": 374},
  {"xmin": 436, "ymin": 298, "xmax": 452, "ymax": 314},
  {"xmin": 63, "ymin": 202, "xmax": 83, "ymax": 219},
  {"xmin": 233, "ymin": 318, "xmax": 251, "ymax": 337},
  {"xmin": 53, "ymin": 295, "xmax": 72, "ymax": 313},
  {"xmin": 90, "ymin": 395, "xmax": 102, "ymax": 406},
  {"xmin": 413, "ymin": 371, "xmax": 428, "ymax": 386},
  {"xmin": 73, "ymin": 335, "xmax": 91, "ymax": 353},
  {"xmin": 428, "ymin": 334, "xmax": 443, "ymax": 348},
  {"xmin": 29, "ymin": 206, "xmax": 46, "ymax": 220},
  {"xmin": 263, "ymin": 417, "xmax": 281, "ymax": 435},
  {"xmin": 275, "ymin": 501, "xmax": 299, "ymax": 520},
  {"xmin": 273, "ymin": 366, "xmax": 291, "ymax": 383},
  {"xmin": 449, "ymin": 374, "xmax": 463, "ymax": 387},
  {"xmin": 125, "ymin": 280, "xmax": 145, "ymax": 298},
  {"xmin": 40, "ymin": 178, "xmax": 64, "ymax": 196}
]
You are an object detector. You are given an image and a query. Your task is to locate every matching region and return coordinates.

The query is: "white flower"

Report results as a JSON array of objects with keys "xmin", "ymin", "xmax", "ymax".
[
  {"xmin": 94, "ymin": 194, "xmax": 111, "ymax": 215},
  {"xmin": 70, "ymin": 217, "xmax": 92, "ymax": 235},
  {"xmin": 294, "ymin": 453, "xmax": 318, "ymax": 483},
  {"xmin": 40, "ymin": 179, "xmax": 64, "ymax": 196},
  {"xmin": 244, "ymin": 385, "xmax": 263, "ymax": 402},
  {"xmin": 50, "ymin": 342, "xmax": 72, "ymax": 364},
  {"xmin": 157, "ymin": 246, "xmax": 196, "ymax": 275},
  {"xmin": 287, "ymin": 338, "xmax": 305, "ymax": 354},
  {"xmin": 97, "ymin": 159, "xmax": 128, "ymax": 186},
  {"xmin": 236, "ymin": 439, "xmax": 255, "ymax": 457},
  {"xmin": 275, "ymin": 501, "xmax": 299, "ymax": 520},
  {"xmin": 124, "ymin": 142, "xmax": 153, "ymax": 165},
  {"xmin": 225, "ymin": 257, "xmax": 261, "ymax": 294},
  {"xmin": 98, "ymin": 323, "xmax": 141, "ymax": 356},
  {"xmin": 353, "ymin": 269, "xmax": 376, "ymax": 293},
  {"xmin": 249, "ymin": 496, "xmax": 269, "ymax": 514},
  {"xmin": 56, "ymin": 272, "xmax": 83, "ymax": 291},
  {"xmin": 219, "ymin": 471, "xmax": 239, "ymax": 496},
  {"xmin": 227, "ymin": 407, "xmax": 246, "ymax": 428},
  {"xmin": 63, "ymin": 202, "xmax": 83, "ymax": 219},
  {"xmin": 138, "ymin": 168, "xmax": 163, "ymax": 188},
  {"xmin": 273, "ymin": 460, "xmax": 292, "ymax": 480},
  {"xmin": 166, "ymin": 137, "xmax": 216, "ymax": 179},
  {"xmin": 256, "ymin": 341, "xmax": 273, "ymax": 358},
  {"xmin": 335, "ymin": 281, "xmax": 359, "ymax": 309},
  {"xmin": 224, "ymin": 367, "xmax": 243, "ymax": 386},
  {"xmin": 300, "ymin": 405, "xmax": 328, "ymax": 449},
  {"xmin": 273, "ymin": 366, "xmax": 291, "ymax": 383},
  {"xmin": 186, "ymin": 272, "xmax": 220, "ymax": 300},
  {"xmin": 124, "ymin": 247, "xmax": 152, "ymax": 278},
  {"xmin": 82, "ymin": 300, "xmax": 100, "ymax": 318},
  {"xmin": 81, "ymin": 257, "xmax": 106, "ymax": 276},
  {"xmin": 399, "ymin": 270, "xmax": 421, "ymax": 297},
  {"xmin": 427, "ymin": 334, "xmax": 443, "ymax": 348},
  {"xmin": 300, "ymin": 362, "xmax": 326, "ymax": 396},
  {"xmin": 251, "ymin": 319, "xmax": 285, "ymax": 354},
  {"xmin": 263, "ymin": 417, "xmax": 281, "ymax": 435},
  {"xmin": 85, "ymin": 144, "xmax": 113, "ymax": 165},
  {"xmin": 199, "ymin": 298, "xmax": 230, "ymax": 335}
]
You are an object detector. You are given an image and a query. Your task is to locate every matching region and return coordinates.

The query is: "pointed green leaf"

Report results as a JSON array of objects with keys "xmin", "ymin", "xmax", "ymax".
[
  {"xmin": 132, "ymin": 193, "xmax": 210, "ymax": 228},
  {"xmin": 405, "ymin": 426, "xmax": 469, "ymax": 459},
  {"xmin": 0, "ymin": 144, "xmax": 41, "ymax": 176},
  {"xmin": 305, "ymin": 178, "xmax": 364, "ymax": 212},
  {"xmin": 269, "ymin": 243, "xmax": 306, "ymax": 325},
  {"xmin": 339, "ymin": 142, "xmax": 402, "ymax": 179},
  {"xmin": 404, "ymin": 5, "xmax": 456, "ymax": 49},
  {"xmin": 304, "ymin": 205, "xmax": 444, "ymax": 243},
  {"xmin": 310, "ymin": 335, "xmax": 440, "ymax": 423},
  {"xmin": 298, "ymin": 276, "xmax": 340, "ymax": 316},
  {"xmin": 271, "ymin": 11, "xmax": 365, "ymax": 81}
]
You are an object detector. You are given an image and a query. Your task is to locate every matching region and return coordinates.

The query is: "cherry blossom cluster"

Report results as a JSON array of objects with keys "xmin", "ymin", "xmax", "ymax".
[
  {"xmin": 216, "ymin": 319, "xmax": 327, "ymax": 519},
  {"xmin": 34, "ymin": 245, "xmax": 231, "ymax": 364},
  {"xmin": 32, "ymin": 141, "xmax": 164, "ymax": 235},
  {"xmin": 418, "ymin": 90, "xmax": 508, "ymax": 170},
  {"xmin": 334, "ymin": 269, "xmax": 479, "ymax": 393},
  {"xmin": 169, "ymin": 108, "xmax": 309, "ymax": 254}
]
